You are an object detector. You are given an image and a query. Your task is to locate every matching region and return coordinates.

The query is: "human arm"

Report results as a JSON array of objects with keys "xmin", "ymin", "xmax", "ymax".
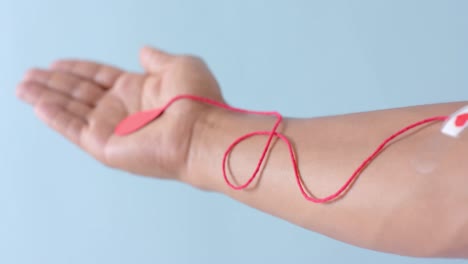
[
  {"xmin": 16, "ymin": 47, "xmax": 468, "ymax": 258},
  {"xmin": 192, "ymin": 101, "xmax": 468, "ymax": 258}
]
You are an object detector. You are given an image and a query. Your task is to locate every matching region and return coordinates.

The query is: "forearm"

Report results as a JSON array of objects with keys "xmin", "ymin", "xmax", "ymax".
[{"xmin": 187, "ymin": 101, "xmax": 468, "ymax": 258}]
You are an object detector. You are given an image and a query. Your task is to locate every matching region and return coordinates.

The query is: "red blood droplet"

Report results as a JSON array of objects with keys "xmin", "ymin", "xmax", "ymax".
[{"xmin": 114, "ymin": 108, "xmax": 164, "ymax": 136}]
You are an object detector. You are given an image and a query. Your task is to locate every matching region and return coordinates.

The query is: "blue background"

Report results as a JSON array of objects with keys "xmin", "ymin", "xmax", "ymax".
[{"xmin": 1, "ymin": 0, "xmax": 467, "ymax": 263}]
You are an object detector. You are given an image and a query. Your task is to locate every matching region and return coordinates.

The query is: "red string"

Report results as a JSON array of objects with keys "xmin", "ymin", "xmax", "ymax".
[{"xmin": 118, "ymin": 94, "xmax": 450, "ymax": 203}]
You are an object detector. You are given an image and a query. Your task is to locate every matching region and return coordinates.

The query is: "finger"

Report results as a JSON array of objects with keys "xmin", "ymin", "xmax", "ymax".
[
  {"xmin": 50, "ymin": 60, "xmax": 123, "ymax": 88},
  {"xmin": 17, "ymin": 81, "xmax": 92, "ymax": 120},
  {"xmin": 140, "ymin": 46, "xmax": 173, "ymax": 73},
  {"xmin": 23, "ymin": 68, "xmax": 105, "ymax": 106},
  {"xmin": 35, "ymin": 103, "xmax": 87, "ymax": 146}
]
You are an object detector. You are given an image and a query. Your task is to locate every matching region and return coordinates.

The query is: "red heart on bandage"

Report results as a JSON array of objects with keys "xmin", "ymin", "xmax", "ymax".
[{"xmin": 455, "ymin": 113, "xmax": 468, "ymax": 127}]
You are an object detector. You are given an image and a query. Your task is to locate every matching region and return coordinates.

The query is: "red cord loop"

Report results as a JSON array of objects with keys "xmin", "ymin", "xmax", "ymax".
[{"xmin": 115, "ymin": 94, "xmax": 449, "ymax": 203}]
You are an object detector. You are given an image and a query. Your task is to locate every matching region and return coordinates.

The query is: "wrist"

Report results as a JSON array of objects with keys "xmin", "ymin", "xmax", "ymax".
[
  {"xmin": 184, "ymin": 107, "xmax": 234, "ymax": 190},
  {"xmin": 184, "ymin": 105, "xmax": 287, "ymax": 192},
  {"xmin": 178, "ymin": 106, "xmax": 216, "ymax": 189}
]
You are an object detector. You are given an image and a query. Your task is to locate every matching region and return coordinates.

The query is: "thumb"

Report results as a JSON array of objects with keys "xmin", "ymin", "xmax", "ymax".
[{"xmin": 139, "ymin": 46, "xmax": 173, "ymax": 73}]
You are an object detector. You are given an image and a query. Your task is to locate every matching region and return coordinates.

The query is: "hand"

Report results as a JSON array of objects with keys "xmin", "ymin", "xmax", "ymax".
[{"xmin": 16, "ymin": 46, "xmax": 225, "ymax": 182}]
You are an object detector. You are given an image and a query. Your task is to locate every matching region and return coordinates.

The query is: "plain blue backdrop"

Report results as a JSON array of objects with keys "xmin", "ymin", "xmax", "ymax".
[{"xmin": 1, "ymin": 0, "xmax": 467, "ymax": 263}]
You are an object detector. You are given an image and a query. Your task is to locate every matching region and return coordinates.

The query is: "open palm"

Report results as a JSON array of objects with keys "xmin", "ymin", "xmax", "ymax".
[{"xmin": 16, "ymin": 47, "xmax": 224, "ymax": 180}]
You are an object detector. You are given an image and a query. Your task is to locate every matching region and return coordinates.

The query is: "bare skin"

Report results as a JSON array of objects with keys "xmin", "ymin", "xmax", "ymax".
[{"xmin": 16, "ymin": 46, "xmax": 468, "ymax": 258}]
